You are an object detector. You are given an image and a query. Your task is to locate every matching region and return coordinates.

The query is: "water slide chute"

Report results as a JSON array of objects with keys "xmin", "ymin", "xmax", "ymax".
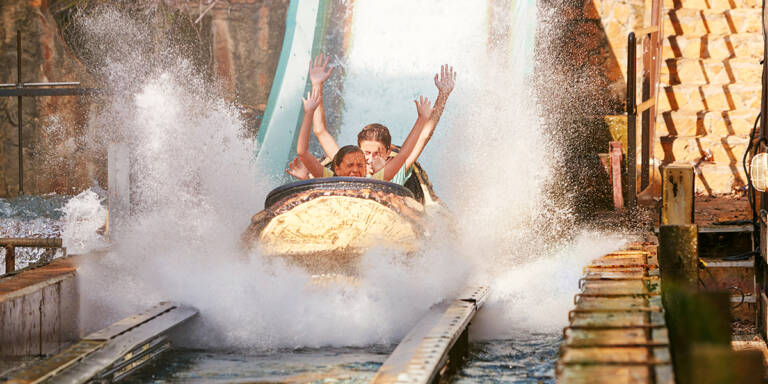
[
  {"xmin": 254, "ymin": 0, "xmax": 330, "ymax": 183},
  {"xmin": 247, "ymin": 1, "xmax": 548, "ymax": 273}
]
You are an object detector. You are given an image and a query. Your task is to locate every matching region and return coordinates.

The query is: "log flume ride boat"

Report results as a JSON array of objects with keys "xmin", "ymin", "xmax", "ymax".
[{"xmin": 242, "ymin": 163, "xmax": 445, "ymax": 275}]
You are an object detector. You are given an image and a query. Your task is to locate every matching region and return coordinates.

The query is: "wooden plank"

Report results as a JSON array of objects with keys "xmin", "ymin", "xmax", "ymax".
[
  {"xmin": 731, "ymin": 339, "xmax": 768, "ymax": 368},
  {"xmin": 559, "ymin": 365, "xmax": 649, "ymax": 384},
  {"xmin": 609, "ymin": 141, "xmax": 624, "ymax": 210},
  {"xmin": 9, "ymin": 297, "xmax": 24, "ymax": 357},
  {"xmin": 4, "ymin": 340, "xmax": 104, "ymax": 384},
  {"xmin": 634, "ymin": 25, "xmax": 658, "ymax": 36},
  {"xmin": 691, "ymin": 345, "xmax": 763, "ymax": 384},
  {"xmin": 83, "ymin": 302, "xmax": 175, "ymax": 341},
  {"xmin": 582, "ymin": 280, "xmax": 649, "ymax": 295},
  {"xmin": 0, "ymin": 297, "xmax": 12, "ymax": 356},
  {"xmin": 698, "ymin": 225, "xmax": 754, "ymax": 233},
  {"xmin": 561, "ymin": 347, "xmax": 659, "ymax": 364},
  {"xmin": 40, "ymin": 282, "xmax": 62, "ymax": 355},
  {"xmin": 570, "ymin": 312, "xmax": 651, "ymax": 328},
  {"xmin": 636, "ymin": 97, "xmax": 655, "ymax": 113},
  {"xmin": 59, "ymin": 275, "xmax": 79, "ymax": 345},
  {"xmin": 763, "ymin": 292, "xmax": 768, "ymax": 342},
  {"xmin": 564, "ymin": 329, "xmax": 648, "ymax": 347},
  {"xmin": 21, "ymin": 290, "xmax": 42, "ymax": 356},
  {"xmin": 0, "ymin": 267, "xmax": 76, "ymax": 303},
  {"xmin": 5, "ymin": 304, "xmax": 197, "ymax": 383},
  {"xmin": 575, "ymin": 297, "xmax": 649, "ymax": 310},
  {"xmin": 53, "ymin": 305, "xmax": 198, "ymax": 383},
  {"xmin": 661, "ymin": 164, "xmax": 694, "ymax": 225}
]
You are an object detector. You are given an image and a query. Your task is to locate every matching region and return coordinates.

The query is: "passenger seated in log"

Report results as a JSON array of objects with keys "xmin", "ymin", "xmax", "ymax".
[
  {"xmin": 288, "ymin": 55, "xmax": 456, "ymax": 184},
  {"xmin": 295, "ymin": 88, "xmax": 423, "ymax": 181}
]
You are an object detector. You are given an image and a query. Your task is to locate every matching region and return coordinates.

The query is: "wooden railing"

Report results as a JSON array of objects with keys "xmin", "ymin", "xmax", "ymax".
[
  {"xmin": 1, "ymin": 237, "xmax": 63, "ymax": 275},
  {"xmin": 625, "ymin": 0, "xmax": 663, "ymax": 207}
]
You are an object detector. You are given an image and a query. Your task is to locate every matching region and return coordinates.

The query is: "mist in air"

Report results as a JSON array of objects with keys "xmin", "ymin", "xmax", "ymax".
[{"xmin": 62, "ymin": 1, "xmax": 628, "ymax": 350}]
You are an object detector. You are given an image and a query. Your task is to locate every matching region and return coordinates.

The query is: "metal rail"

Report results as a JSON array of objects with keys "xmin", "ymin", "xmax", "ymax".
[
  {"xmin": 371, "ymin": 286, "xmax": 489, "ymax": 384},
  {"xmin": 1, "ymin": 237, "xmax": 63, "ymax": 275},
  {"xmin": 4, "ymin": 30, "xmax": 102, "ymax": 195},
  {"xmin": 625, "ymin": 0, "xmax": 663, "ymax": 207}
]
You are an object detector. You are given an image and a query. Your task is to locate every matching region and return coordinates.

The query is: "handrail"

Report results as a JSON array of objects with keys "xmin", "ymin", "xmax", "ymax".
[
  {"xmin": 1, "ymin": 237, "xmax": 63, "ymax": 275},
  {"xmin": 625, "ymin": 0, "xmax": 663, "ymax": 208}
]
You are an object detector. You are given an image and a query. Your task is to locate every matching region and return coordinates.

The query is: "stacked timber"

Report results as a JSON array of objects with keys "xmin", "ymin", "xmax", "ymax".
[{"xmin": 557, "ymin": 244, "xmax": 675, "ymax": 383}]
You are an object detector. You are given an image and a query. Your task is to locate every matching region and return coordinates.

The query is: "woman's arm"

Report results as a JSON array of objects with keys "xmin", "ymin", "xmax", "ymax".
[
  {"xmin": 378, "ymin": 96, "xmax": 432, "ymax": 181},
  {"xmin": 309, "ymin": 54, "xmax": 340, "ymax": 159},
  {"xmin": 403, "ymin": 65, "xmax": 456, "ymax": 169},
  {"xmin": 297, "ymin": 89, "xmax": 326, "ymax": 178}
]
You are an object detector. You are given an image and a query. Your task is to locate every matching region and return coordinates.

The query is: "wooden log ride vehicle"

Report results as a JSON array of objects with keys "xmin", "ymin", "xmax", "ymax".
[{"xmin": 242, "ymin": 163, "xmax": 444, "ymax": 275}]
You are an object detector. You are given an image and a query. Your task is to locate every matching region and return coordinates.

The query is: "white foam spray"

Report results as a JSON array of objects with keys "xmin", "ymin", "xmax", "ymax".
[
  {"xmin": 60, "ymin": 189, "xmax": 108, "ymax": 254},
  {"xmin": 338, "ymin": 0, "xmax": 630, "ymax": 337},
  {"xmin": 63, "ymin": 1, "xmax": 631, "ymax": 350},
  {"xmin": 68, "ymin": 5, "xmax": 469, "ymax": 349}
]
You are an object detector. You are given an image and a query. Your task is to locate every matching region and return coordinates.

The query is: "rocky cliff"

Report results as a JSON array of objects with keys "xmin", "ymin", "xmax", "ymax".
[{"xmin": 0, "ymin": 0, "xmax": 289, "ymax": 197}]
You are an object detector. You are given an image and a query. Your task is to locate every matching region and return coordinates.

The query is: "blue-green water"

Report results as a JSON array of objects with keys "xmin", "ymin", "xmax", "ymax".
[
  {"xmin": 0, "ymin": 195, "xmax": 71, "ymax": 273},
  {"xmin": 123, "ymin": 333, "xmax": 559, "ymax": 383},
  {"xmin": 456, "ymin": 334, "xmax": 560, "ymax": 383}
]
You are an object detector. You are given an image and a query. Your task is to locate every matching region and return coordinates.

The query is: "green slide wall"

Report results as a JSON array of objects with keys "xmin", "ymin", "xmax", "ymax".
[{"xmin": 254, "ymin": 0, "xmax": 330, "ymax": 184}]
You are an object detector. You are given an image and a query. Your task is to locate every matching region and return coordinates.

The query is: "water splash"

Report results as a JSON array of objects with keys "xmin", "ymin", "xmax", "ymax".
[
  {"xmin": 66, "ymin": 5, "xmax": 470, "ymax": 350},
  {"xmin": 60, "ymin": 189, "xmax": 108, "ymax": 254},
  {"xmin": 334, "ymin": 0, "xmax": 628, "ymax": 337},
  {"xmin": 60, "ymin": 0, "xmax": 630, "ymax": 350}
]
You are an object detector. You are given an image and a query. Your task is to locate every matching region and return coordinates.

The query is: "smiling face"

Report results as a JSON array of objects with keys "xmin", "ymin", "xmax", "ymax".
[
  {"xmin": 334, "ymin": 151, "xmax": 367, "ymax": 177},
  {"xmin": 359, "ymin": 140, "xmax": 390, "ymax": 175}
]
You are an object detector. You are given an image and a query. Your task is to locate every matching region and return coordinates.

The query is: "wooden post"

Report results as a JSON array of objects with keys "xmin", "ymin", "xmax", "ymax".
[
  {"xmin": 661, "ymin": 164, "xmax": 695, "ymax": 225},
  {"xmin": 691, "ymin": 346, "xmax": 764, "ymax": 384},
  {"xmin": 658, "ymin": 225, "xmax": 753, "ymax": 383},
  {"xmin": 664, "ymin": 290, "xmax": 734, "ymax": 384},
  {"xmin": 659, "ymin": 224, "xmax": 698, "ymax": 290},
  {"xmin": 4, "ymin": 245, "xmax": 14, "ymax": 274},
  {"xmin": 626, "ymin": 33, "xmax": 637, "ymax": 208},
  {"xmin": 16, "ymin": 30, "xmax": 23, "ymax": 195},
  {"xmin": 609, "ymin": 141, "xmax": 624, "ymax": 210}
]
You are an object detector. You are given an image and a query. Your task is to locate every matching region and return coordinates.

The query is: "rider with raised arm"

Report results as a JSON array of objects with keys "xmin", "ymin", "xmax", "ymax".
[{"xmin": 287, "ymin": 55, "xmax": 456, "ymax": 185}]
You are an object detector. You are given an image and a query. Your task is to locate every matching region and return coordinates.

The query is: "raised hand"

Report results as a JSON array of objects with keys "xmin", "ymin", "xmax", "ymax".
[
  {"xmin": 302, "ymin": 88, "xmax": 322, "ymax": 113},
  {"xmin": 309, "ymin": 54, "xmax": 334, "ymax": 86},
  {"xmin": 434, "ymin": 64, "xmax": 456, "ymax": 95},
  {"xmin": 371, "ymin": 155, "xmax": 387, "ymax": 173},
  {"xmin": 414, "ymin": 95, "xmax": 433, "ymax": 120},
  {"xmin": 285, "ymin": 156, "xmax": 310, "ymax": 180}
]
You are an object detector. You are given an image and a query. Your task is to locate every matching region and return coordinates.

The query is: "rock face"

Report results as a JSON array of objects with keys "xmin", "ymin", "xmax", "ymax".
[
  {"xmin": 539, "ymin": 0, "xmax": 759, "ymax": 198},
  {"xmin": 187, "ymin": 0, "xmax": 289, "ymax": 134},
  {"xmin": 536, "ymin": 0, "xmax": 648, "ymax": 214},
  {"xmin": 0, "ymin": 0, "xmax": 289, "ymax": 197},
  {"xmin": 656, "ymin": 0, "xmax": 762, "ymax": 194},
  {"xmin": 0, "ymin": 0, "xmax": 95, "ymax": 196}
]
